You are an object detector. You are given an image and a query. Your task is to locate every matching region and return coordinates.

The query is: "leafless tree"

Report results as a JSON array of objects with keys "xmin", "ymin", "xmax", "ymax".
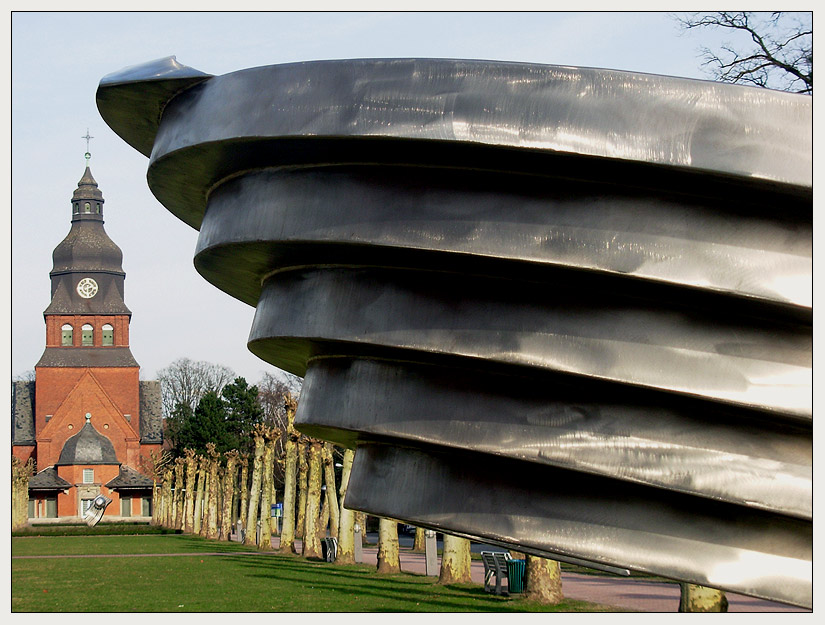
[
  {"xmin": 157, "ymin": 357, "xmax": 236, "ymax": 418},
  {"xmin": 14, "ymin": 370, "xmax": 36, "ymax": 382},
  {"xmin": 676, "ymin": 12, "xmax": 812, "ymax": 94}
]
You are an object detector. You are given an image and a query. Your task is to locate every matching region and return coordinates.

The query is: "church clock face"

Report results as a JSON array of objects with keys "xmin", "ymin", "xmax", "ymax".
[{"xmin": 76, "ymin": 277, "xmax": 99, "ymax": 299}]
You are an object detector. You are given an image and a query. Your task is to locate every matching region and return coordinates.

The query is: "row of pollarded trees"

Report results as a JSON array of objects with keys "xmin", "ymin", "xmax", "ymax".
[{"xmin": 150, "ymin": 361, "xmax": 717, "ymax": 608}]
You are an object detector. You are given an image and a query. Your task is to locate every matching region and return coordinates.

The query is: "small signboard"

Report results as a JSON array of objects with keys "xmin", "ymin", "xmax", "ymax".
[{"xmin": 272, "ymin": 503, "xmax": 283, "ymax": 518}]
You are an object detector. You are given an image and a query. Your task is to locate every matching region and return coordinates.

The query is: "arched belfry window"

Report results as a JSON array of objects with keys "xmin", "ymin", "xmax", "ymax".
[
  {"xmin": 73, "ymin": 203, "xmax": 79, "ymax": 214},
  {"xmin": 84, "ymin": 202, "xmax": 90, "ymax": 213},
  {"xmin": 96, "ymin": 203, "xmax": 101, "ymax": 214},
  {"xmin": 81, "ymin": 324, "xmax": 93, "ymax": 346},
  {"xmin": 61, "ymin": 324, "xmax": 73, "ymax": 346},
  {"xmin": 102, "ymin": 324, "xmax": 114, "ymax": 346}
]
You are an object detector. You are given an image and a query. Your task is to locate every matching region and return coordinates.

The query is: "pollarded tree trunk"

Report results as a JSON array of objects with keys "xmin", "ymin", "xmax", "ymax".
[
  {"xmin": 215, "ymin": 465, "xmax": 224, "ymax": 534},
  {"xmin": 198, "ymin": 455, "xmax": 211, "ymax": 538},
  {"xmin": 238, "ymin": 455, "xmax": 249, "ymax": 529},
  {"xmin": 163, "ymin": 468, "xmax": 176, "ymax": 528},
  {"xmin": 679, "ymin": 584, "xmax": 728, "ymax": 612},
  {"xmin": 183, "ymin": 449, "xmax": 197, "ymax": 533},
  {"xmin": 295, "ymin": 441, "xmax": 308, "ymax": 539},
  {"xmin": 377, "ymin": 518, "xmax": 401, "ymax": 574},
  {"xmin": 413, "ymin": 527, "xmax": 426, "ymax": 552},
  {"xmin": 11, "ymin": 457, "xmax": 34, "ymax": 530},
  {"xmin": 173, "ymin": 458, "xmax": 186, "ymax": 530},
  {"xmin": 438, "ymin": 534, "xmax": 472, "ymax": 584},
  {"xmin": 244, "ymin": 428, "xmax": 266, "ymax": 546},
  {"xmin": 151, "ymin": 483, "xmax": 160, "ymax": 526},
  {"xmin": 206, "ymin": 443, "xmax": 220, "ymax": 540},
  {"xmin": 278, "ymin": 420, "xmax": 299, "ymax": 554},
  {"xmin": 171, "ymin": 458, "xmax": 183, "ymax": 529},
  {"xmin": 322, "ymin": 443, "xmax": 340, "ymax": 540},
  {"xmin": 302, "ymin": 440, "xmax": 324, "ymax": 559},
  {"xmin": 220, "ymin": 450, "xmax": 239, "ymax": 540},
  {"xmin": 259, "ymin": 427, "xmax": 277, "ymax": 551},
  {"xmin": 524, "ymin": 555, "xmax": 563, "ymax": 604},
  {"xmin": 155, "ymin": 480, "xmax": 164, "ymax": 527},
  {"xmin": 319, "ymin": 491, "xmax": 329, "ymax": 537},
  {"xmin": 193, "ymin": 456, "xmax": 206, "ymax": 535},
  {"xmin": 335, "ymin": 448, "xmax": 356, "ymax": 564}
]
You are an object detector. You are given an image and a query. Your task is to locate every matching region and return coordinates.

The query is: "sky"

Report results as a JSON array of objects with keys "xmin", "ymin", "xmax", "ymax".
[{"xmin": 8, "ymin": 8, "xmax": 803, "ymax": 386}]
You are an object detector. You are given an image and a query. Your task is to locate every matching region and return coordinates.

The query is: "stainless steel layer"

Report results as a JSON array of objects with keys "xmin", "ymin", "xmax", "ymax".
[
  {"xmin": 249, "ymin": 266, "xmax": 810, "ymax": 419},
  {"xmin": 346, "ymin": 443, "xmax": 811, "ymax": 608},
  {"xmin": 295, "ymin": 357, "xmax": 811, "ymax": 520},
  {"xmin": 195, "ymin": 167, "xmax": 811, "ymax": 311},
  {"xmin": 97, "ymin": 57, "xmax": 812, "ymax": 607}
]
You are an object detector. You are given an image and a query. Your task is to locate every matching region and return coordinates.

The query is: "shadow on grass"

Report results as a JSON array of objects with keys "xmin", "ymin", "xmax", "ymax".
[{"xmin": 220, "ymin": 552, "xmax": 572, "ymax": 612}]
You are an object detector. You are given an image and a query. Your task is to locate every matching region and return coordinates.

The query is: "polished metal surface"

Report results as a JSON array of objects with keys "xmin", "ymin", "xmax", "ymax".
[{"xmin": 98, "ymin": 57, "xmax": 812, "ymax": 607}]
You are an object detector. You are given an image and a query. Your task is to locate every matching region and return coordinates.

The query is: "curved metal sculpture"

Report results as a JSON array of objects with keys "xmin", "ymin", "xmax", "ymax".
[{"xmin": 97, "ymin": 57, "xmax": 811, "ymax": 607}]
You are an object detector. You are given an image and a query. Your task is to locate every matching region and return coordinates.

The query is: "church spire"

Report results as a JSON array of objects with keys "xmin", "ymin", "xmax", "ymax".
[
  {"xmin": 71, "ymin": 133, "xmax": 104, "ymax": 221},
  {"xmin": 44, "ymin": 143, "xmax": 129, "ymax": 317}
]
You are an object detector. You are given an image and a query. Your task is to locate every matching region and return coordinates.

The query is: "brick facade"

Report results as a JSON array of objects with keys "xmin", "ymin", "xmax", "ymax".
[{"xmin": 15, "ymin": 164, "xmax": 161, "ymax": 522}]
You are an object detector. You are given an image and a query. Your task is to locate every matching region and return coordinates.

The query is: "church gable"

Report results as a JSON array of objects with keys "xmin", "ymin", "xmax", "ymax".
[{"xmin": 39, "ymin": 370, "xmax": 138, "ymax": 466}]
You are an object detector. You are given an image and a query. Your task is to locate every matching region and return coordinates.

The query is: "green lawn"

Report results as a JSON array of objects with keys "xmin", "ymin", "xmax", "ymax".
[{"xmin": 12, "ymin": 534, "xmax": 619, "ymax": 612}]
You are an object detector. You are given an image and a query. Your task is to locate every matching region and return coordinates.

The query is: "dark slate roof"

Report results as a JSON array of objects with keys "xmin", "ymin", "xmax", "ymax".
[
  {"xmin": 72, "ymin": 166, "xmax": 105, "ymax": 203},
  {"xmin": 56, "ymin": 421, "xmax": 120, "ymax": 466},
  {"xmin": 105, "ymin": 465, "xmax": 154, "ymax": 490},
  {"xmin": 43, "ymin": 274, "xmax": 132, "ymax": 316},
  {"xmin": 36, "ymin": 346, "xmax": 139, "ymax": 368},
  {"xmin": 11, "ymin": 381, "xmax": 36, "ymax": 445},
  {"xmin": 28, "ymin": 467, "xmax": 71, "ymax": 491},
  {"xmin": 139, "ymin": 381, "xmax": 163, "ymax": 444},
  {"xmin": 50, "ymin": 219, "xmax": 124, "ymax": 275}
]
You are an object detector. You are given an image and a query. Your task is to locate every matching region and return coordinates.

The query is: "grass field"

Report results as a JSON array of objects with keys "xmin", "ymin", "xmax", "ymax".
[{"xmin": 12, "ymin": 534, "xmax": 619, "ymax": 612}]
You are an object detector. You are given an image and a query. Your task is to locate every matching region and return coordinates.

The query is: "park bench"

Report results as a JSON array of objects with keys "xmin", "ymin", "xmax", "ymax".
[
  {"xmin": 481, "ymin": 551, "xmax": 512, "ymax": 595},
  {"xmin": 322, "ymin": 536, "xmax": 338, "ymax": 562}
]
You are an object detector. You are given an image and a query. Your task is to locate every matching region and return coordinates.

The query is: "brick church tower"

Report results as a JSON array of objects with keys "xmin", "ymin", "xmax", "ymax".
[{"xmin": 12, "ymin": 153, "xmax": 162, "ymax": 521}]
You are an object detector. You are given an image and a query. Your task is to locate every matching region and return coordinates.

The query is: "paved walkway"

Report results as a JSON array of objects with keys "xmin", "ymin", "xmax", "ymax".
[{"xmin": 273, "ymin": 537, "xmax": 807, "ymax": 613}]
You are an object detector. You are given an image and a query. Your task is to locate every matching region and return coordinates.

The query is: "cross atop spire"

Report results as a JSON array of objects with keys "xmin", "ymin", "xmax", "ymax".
[{"xmin": 82, "ymin": 129, "xmax": 94, "ymax": 163}]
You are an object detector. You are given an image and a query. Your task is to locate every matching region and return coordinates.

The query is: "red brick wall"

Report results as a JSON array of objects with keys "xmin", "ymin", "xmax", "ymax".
[
  {"xmin": 45, "ymin": 314, "xmax": 130, "ymax": 347},
  {"xmin": 35, "ymin": 369, "xmax": 140, "ymax": 469},
  {"xmin": 35, "ymin": 367, "xmax": 140, "ymax": 429},
  {"xmin": 56, "ymin": 464, "xmax": 121, "ymax": 517},
  {"xmin": 13, "ymin": 446, "xmax": 35, "ymax": 465}
]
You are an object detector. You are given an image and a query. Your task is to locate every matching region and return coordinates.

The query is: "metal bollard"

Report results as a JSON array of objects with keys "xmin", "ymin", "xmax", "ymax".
[
  {"xmin": 425, "ymin": 529, "xmax": 438, "ymax": 576},
  {"xmin": 353, "ymin": 522, "xmax": 363, "ymax": 563},
  {"xmin": 256, "ymin": 520, "xmax": 261, "ymax": 546}
]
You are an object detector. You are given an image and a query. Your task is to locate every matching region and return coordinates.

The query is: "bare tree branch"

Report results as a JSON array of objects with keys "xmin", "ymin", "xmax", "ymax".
[{"xmin": 675, "ymin": 11, "xmax": 812, "ymax": 94}]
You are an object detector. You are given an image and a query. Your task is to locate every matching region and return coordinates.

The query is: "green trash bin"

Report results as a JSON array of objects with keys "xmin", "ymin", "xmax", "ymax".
[{"xmin": 507, "ymin": 559, "xmax": 526, "ymax": 593}]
